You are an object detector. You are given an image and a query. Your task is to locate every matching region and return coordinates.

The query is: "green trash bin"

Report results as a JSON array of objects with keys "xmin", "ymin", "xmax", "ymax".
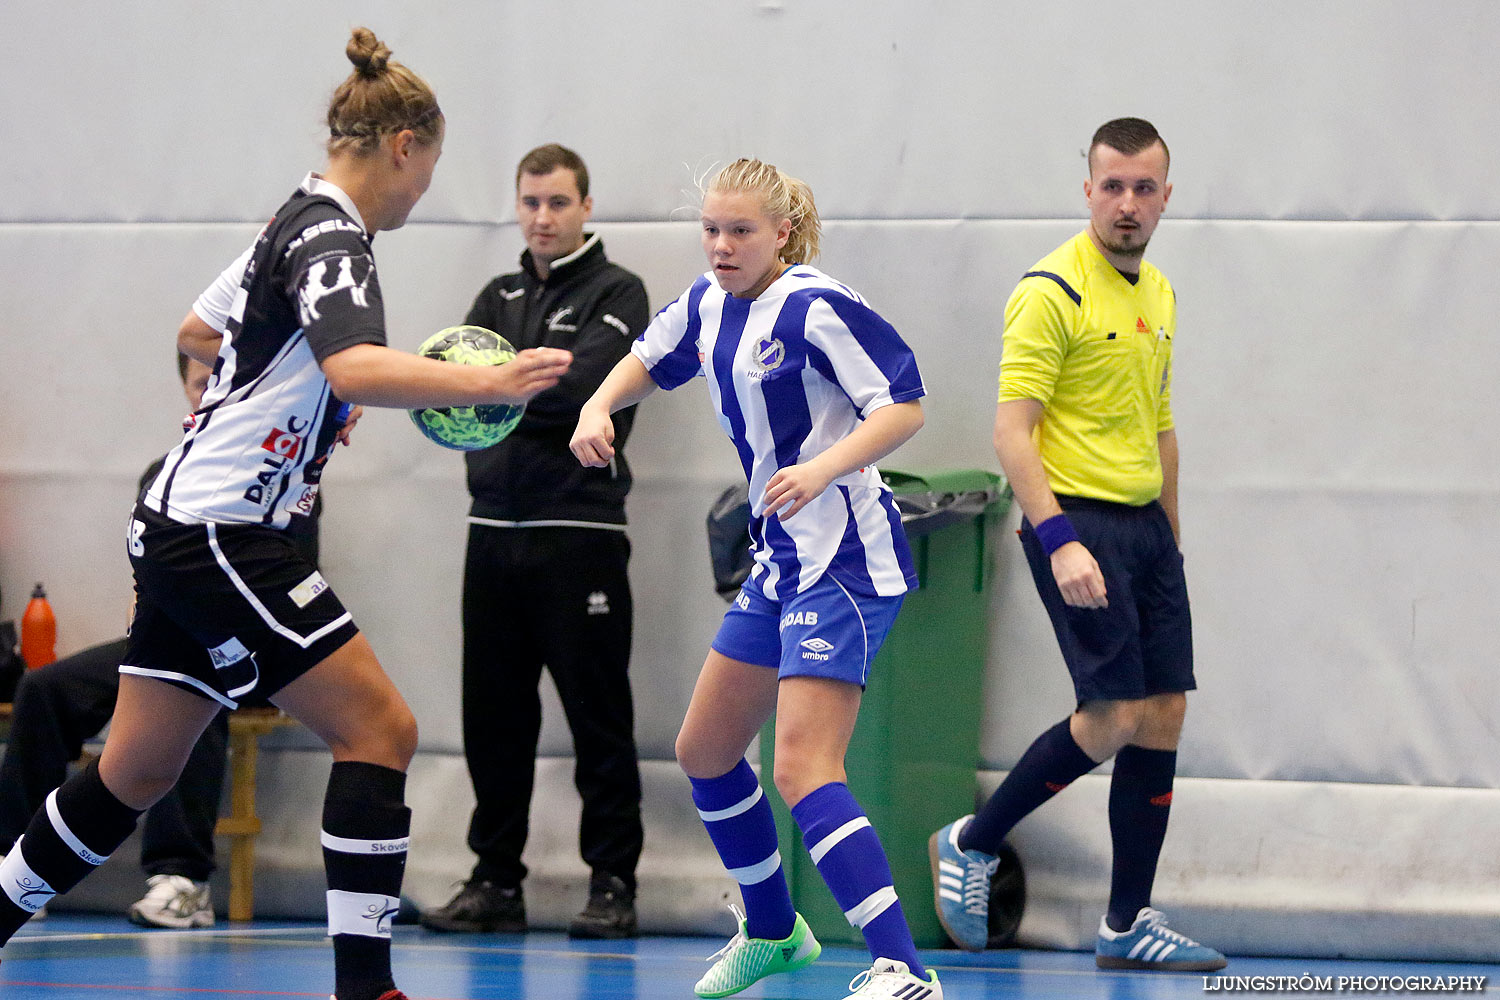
[{"xmin": 757, "ymin": 468, "xmax": 1011, "ymax": 947}]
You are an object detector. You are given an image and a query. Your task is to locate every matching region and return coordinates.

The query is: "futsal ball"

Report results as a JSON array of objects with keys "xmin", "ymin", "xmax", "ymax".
[{"xmin": 408, "ymin": 326, "xmax": 526, "ymax": 451}]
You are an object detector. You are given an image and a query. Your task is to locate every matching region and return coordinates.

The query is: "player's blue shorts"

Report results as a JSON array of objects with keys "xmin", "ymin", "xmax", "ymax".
[
  {"xmin": 711, "ymin": 573, "xmax": 905, "ymax": 687},
  {"xmin": 1019, "ymin": 496, "xmax": 1195, "ymax": 704}
]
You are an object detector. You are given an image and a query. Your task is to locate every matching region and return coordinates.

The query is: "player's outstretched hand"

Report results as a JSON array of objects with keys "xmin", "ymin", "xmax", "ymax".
[
  {"xmin": 1052, "ymin": 542, "xmax": 1107, "ymax": 608},
  {"xmin": 492, "ymin": 347, "xmax": 572, "ymax": 404},
  {"xmin": 570, "ymin": 404, "xmax": 616, "ymax": 468},
  {"xmin": 762, "ymin": 462, "xmax": 834, "ymax": 521}
]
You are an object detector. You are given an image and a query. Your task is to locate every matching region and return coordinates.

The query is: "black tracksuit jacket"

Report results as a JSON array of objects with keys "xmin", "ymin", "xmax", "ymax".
[{"xmin": 463, "ymin": 235, "xmax": 649, "ymax": 525}]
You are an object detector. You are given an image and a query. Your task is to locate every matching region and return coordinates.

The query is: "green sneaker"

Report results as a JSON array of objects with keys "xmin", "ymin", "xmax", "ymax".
[{"xmin": 694, "ymin": 906, "xmax": 821, "ymax": 998}]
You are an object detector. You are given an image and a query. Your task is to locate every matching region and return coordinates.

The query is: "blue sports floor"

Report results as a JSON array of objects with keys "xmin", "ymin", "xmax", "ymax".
[{"xmin": 1, "ymin": 915, "xmax": 1494, "ymax": 998}]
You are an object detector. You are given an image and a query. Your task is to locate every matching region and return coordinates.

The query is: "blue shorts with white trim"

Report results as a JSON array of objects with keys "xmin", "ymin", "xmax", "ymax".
[
  {"xmin": 711, "ymin": 574, "xmax": 904, "ymax": 687},
  {"xmin": 122, "ymin": 503, "xmax": 359, "ymax": 708}
]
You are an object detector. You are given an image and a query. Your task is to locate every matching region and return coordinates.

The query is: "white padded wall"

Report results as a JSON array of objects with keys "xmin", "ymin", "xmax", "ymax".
[{"xmin": 5, "ymin": 0, "xmax": 1499, "ymax": 953}]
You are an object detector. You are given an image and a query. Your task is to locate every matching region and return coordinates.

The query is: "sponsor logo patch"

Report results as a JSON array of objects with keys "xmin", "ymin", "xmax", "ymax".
[
  {"xmin": 208, "ymin": 637, "xmax": 251, "ymax": 670},
  {"xmin": 292, "ymin": 484, "xmax": 320, "ymax": 515},
  {"xmin": 261, "ymin": 427, "xmax": 302, "ymax": 460},
  {"xmin": 289, "ymin": 571, "xmax": 329, "ymax": 608},
  {"xmin": 780, "ymin": 610, "xmax": 818, "ymax": 630}
]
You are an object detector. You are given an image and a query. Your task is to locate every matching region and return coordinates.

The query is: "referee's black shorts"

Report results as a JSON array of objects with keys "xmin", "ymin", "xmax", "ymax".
[
  {"xmin": 1019, "ymin": 495, "xmax": 1195, "ymax": 705},
  {"xmin": 122, "ymin": 504, "xmax": 359, "ymax": 708}
]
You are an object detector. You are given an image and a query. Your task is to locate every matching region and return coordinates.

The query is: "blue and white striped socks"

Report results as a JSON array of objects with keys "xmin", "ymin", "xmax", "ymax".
[
  {"xmin": 791, "ymin": 782, "xmax": 925, "ymax": 978},
  {"xmin": 689, "ymin": 759, "xmax": 796, "ymax": 941}
]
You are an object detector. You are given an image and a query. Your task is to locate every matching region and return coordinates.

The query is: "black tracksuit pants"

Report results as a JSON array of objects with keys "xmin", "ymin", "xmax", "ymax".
[
  {"xmin": 0, "ymin": 637, "xmax": 228, "ymax": 881},
  {"xmin": 460, "ymin": 524, "xmax": 643, "ymax": 891}
]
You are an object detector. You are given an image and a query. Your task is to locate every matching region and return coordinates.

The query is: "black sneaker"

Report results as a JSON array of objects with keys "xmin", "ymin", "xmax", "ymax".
[
  {"xmin": 568, "ymin": 874, "xmax": 638, "ymax": 939},
  {"xmin": 419, "ymin": 879, "xmax": 525, "ymax": 933}
]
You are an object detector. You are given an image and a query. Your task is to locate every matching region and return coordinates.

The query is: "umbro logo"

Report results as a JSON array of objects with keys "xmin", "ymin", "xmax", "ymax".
[{"xmin": 799, "ymin": 636, "xmax": 834, "ymax": 662}]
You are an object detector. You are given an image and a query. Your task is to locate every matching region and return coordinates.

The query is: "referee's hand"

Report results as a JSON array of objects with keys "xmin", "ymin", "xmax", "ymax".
[{"xmin": 1051, "ymin": 543, "xmax": 1108, "ymax": 608}]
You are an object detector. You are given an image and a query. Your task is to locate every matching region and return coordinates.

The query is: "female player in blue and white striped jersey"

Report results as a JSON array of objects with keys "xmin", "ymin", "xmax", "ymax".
[{"xmin": 572, "ymin": 159, "xmax": 943, "ymax": 1000}]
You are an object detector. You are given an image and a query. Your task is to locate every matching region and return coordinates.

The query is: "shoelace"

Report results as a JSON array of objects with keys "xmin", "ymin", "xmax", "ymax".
[
  {"xmin": 1140, "ymin": 908, "xmax": 1193, "ymax": 945},
  {"xmin": 846, "ymin": 963, "xmax": 907, "ymax": 995},
  {"xmin": 962, "ymin": 854, "xmax": 999, "ymax": 915},
  {"xmin": 704, "ymin": 904, "xmax": 749, "ymax": 963}
]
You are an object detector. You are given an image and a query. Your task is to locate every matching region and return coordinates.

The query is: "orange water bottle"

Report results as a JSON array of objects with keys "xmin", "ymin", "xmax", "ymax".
[{"xmin": 21, "ymin": 583, "xmax": 57, "ymax": 669}]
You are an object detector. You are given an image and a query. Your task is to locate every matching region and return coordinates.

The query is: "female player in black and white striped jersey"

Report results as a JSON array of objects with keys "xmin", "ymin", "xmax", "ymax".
[{"xmin": 0, "ymin": 28, "xmax": 569, "ymax": 1000}]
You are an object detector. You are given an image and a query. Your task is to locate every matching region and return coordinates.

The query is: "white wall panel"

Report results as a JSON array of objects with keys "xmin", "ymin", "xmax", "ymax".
[{"xmin": 7, "ymin": 3, "xmax": 1498, "ymax": 224}]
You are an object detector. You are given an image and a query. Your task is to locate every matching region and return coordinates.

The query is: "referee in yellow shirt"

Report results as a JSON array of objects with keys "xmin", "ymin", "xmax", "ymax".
[{"xmin": 928, "ymin": 118, "xmax": 1226, "ymax": 971}]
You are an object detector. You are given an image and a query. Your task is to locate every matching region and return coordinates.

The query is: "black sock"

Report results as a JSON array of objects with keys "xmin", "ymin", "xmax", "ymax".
[
  {"xmin": 322, "ymin": 761, "xmax": 410, "ymax": 1000},
  {"xmin": 961, "ymin": 717, "xmax": 1099, "ymax": 853},
  {"xmin": 1106, "ymin": 744, "xmax": 1177, "ymax": 933},
  {"xmin": 0, "ymin": 759, "xmax": 143, "ymax": 943}
]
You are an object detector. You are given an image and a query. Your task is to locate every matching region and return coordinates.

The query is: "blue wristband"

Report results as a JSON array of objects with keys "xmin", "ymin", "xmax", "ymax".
[{"xmin": 1034, "ymin": 513, "xmax": 1080, "ymax": 556}]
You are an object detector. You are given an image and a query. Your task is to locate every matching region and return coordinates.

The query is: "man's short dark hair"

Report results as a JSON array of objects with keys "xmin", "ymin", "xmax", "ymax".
[
  {"xmin": 515, "ymin": 143, "xmax": 589, "ymax": 199},
  {"xmin": 1088, "ymin": 118, "xmax": 1169, "ymax": 175}
]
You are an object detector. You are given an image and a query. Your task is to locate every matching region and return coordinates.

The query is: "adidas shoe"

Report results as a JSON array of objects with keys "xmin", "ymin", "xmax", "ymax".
[
  {"xmin": 928, "ymin": 814, "xmax": 997, "ymax": 951},
  {"xmin": 843, "ymin": 958, "xmax": 943, "ymax": 999},
  {"xmin": 694, "ymin": 904, "xmax": 821, "ymax": 998},
  {"xmin": 1095, "ymin": 907, "xmax": 1227, "ymax": 971},
  {"xmin": 128, "ymin": 874, "xmax": 214, "ymax": 929}
]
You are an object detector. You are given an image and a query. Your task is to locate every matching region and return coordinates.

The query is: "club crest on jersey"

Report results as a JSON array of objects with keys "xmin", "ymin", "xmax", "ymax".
[
  {"xmin": 749, "ymin": 336, "xmax": 785, "ymax": 379},
  {"xmin": 297, "ymin": 252, "xmax": 374, "ymax": 325}
]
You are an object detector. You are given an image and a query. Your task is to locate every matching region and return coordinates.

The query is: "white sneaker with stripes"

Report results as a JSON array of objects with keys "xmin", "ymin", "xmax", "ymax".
[
  {"xmin": 1095, "ymin": 907, "xmax": 1227, "ymax": 971},
  {"xmin": 841, "ymin": 957, "xmax": 942, "ymax": 999}
]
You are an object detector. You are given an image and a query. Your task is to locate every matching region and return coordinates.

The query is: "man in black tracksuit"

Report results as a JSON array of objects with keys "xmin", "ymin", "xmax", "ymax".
[{"xmin": 420, "ymin": 144, "xmax": 649, "ymax": 940}]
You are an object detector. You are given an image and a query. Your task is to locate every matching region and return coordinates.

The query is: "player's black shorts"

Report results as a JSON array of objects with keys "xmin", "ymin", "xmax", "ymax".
[
  {"xmin": 1019, "ymin": 496, "xmax": 1195, "ymax": 704},
  {"xmin": 121, "ymin": 503, "xmax": 359, "ymax": 708}
]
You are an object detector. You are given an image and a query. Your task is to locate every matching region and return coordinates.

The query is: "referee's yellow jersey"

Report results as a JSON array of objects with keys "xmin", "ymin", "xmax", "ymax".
[{"xmin": 999, "ymin": 230, "xmax": 1175, "ymax": 506}]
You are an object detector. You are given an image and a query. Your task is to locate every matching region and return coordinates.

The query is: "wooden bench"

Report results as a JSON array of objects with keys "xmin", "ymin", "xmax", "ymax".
[{"xmin": 0, "ymin": 701, "xmax": 295, "ymax": 923}]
